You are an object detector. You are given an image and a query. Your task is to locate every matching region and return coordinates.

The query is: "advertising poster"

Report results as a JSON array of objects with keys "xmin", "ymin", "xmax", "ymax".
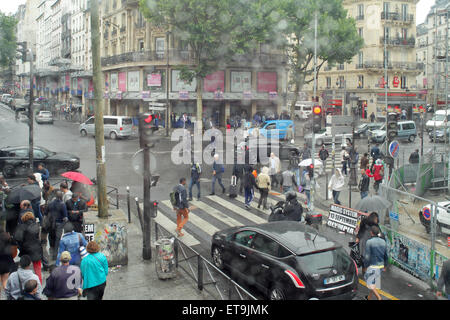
[
  {"xmin": 147, "ymin": 73, "xmax": 162, "ymax": 87},
  {"xmin": 204, "ymin": 71, "xmax": 224, "ymax": 92},
  {"xmin": 110, "ymin": 73, "xmax": 118, "ymax": 91},
  {"xmin": 118, "ymin": 72, "xmax": 127, "ymax": 92},
  {"xmin": 172, "ymin": 70, "xmax": 196, "ymax": 92},
  {"xmin": 257, "ymin": 71, "xmax": 277, "ymax": 92},
  {"xmin": 127, "ymin": 71, "xmax": 140, "ymax": 92},
  {"xmin": 231, "ymin": 71, "xmax": 251, "ymax": 92}
]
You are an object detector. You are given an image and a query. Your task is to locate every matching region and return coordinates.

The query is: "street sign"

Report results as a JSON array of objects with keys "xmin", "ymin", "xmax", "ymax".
[
  {"xmin": 422, "ymin": 207, "xmax": 431, "ymax": 221},
  {"xmin": 389, "ymin": 211, "xmax": 399, "ymax": 221},
  {"xmin": 389, "ymin": 140, "xmax": 400, "ymax": 158},
  {"xmin": 329, "ymin": 116, "xmax": 353, "ymax": 126},
  {"xmin": 330, "ymin": 126, "xmax": 353, "ymax": 135},
  {"xmin": 148, "ymin": 106, "xmax": 166, "ymax": 111}
]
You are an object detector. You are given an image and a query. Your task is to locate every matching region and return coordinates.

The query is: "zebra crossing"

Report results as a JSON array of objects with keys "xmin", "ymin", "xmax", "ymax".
[{"xmin": 150, "ymin": 191, "xmax": 293, "ymax": 250}]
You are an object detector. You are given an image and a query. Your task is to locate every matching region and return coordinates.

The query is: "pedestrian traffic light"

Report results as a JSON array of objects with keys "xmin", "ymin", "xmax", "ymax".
[
  {"xmin": 16, "ymin": 42, "xmax": 27, "ymax": 63},
  {"xmin": 139, "ymin": 113, "xmax": 160, "ymax": 148},
  {"xmin": 150, "ymin": 200, "xmax": 158, "ymax": 218},
  {"xmin": 313, "ymin": 105, "xmax": 322, "ymax": 133},
  {"xmin": 386, "ymin": 112, "xmax": 398, "ymax": 142}
]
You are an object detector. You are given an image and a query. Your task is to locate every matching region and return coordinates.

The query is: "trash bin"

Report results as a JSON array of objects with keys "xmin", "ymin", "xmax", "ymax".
[{"xmin": 155, "ymin": 237, "xmax": 177, "ymax": 279}]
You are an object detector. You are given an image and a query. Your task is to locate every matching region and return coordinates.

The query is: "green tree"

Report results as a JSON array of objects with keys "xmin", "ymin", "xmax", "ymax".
[
  {"xmin": 139, "ymin": 0, "xmax": 279, "ymax": 130},
  {"xmin": 0, "ymin": 13, "xmax": 17, "ymax": 68},
  {"xmin": 278, "ymin": 0, "xmax": 364, "ymax": 118}
]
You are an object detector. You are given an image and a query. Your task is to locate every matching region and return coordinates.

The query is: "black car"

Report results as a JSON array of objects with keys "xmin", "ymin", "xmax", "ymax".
[
  {"xmin": 211, "ymin": 221, "xmax": 358, "ymax": 300},
  {"xmin": 0, "ymin": 146, "xmax": 80, "ymax": 178}
]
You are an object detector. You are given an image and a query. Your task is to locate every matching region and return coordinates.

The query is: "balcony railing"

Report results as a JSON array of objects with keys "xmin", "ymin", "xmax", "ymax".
[
  {"xmin": 381, "ymin": 12, "xmax": 414, "ymax": 23},
  {"xmin": 361, "ymin": 61, "xmax": 424, "ymax": 71},
  {"xmin": 380, "ymin": 37, "xmax": 415, "ymax": 47},
  {"xmin": 101, "ymin": 50, "xmax": 288, "ymax": 67}
]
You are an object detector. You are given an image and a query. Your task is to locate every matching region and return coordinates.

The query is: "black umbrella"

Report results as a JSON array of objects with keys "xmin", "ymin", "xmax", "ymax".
[
  {"xmin": 354, "ymin": 194, "xmax": 391, "ymax": 213},
  {"xmin": 6, "ymin": 184, "xmax": 42, "ymax": 204}
]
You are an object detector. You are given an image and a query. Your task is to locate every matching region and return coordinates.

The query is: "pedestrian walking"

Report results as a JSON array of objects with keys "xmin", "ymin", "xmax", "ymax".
[
  {"xmin": 303, "ymin": 167, "xmax": 313, "ymax": 208},
  {"xmin": 188, "ymin": 162, "xmax": 202, "ymax": 201},
  {"xmin": 210, "ymin": 154, "xmax": 226, "ymax": 195},
  {"xmin": 285, "ymin": 124, "xmax": 294, "ymax": 141},
  {"xmin": 47, "ymin": 191, "xmax": 69, "ymax": 261},
  {"xmin": 300, "ymin": 143, "xmax": 311, "ymax": 161},
  {"xmin": 356, "ymin": 212, "xmax": 383, "ymax": 273},
  {"xmin": 436, "ymin": 259, "xmax": 450, "ymax": 299},
  {"xmin": 289, "ymin": 151, "xmax": 301, "ymax": 187},
  {"xmin": 5, "ymin": 255, "xmax": 43, "ymax": 300},
  {"xmin": 14, "ymin": 212, "xmax": 43, "ymax": 284},
  {"xmin": 0, "ymin": 226, "xmax": 17, "ymax": 297},
  {"xmin": 360, "ymin": 153, "xmax": 369, "ymax": 172},
  {"xmin": 80, "ymin": 241, "xmax": 108, "ymax": 300},
  {"xmin": 26, "ymin": 174, "xmax": 43, "ymax": 222},
  {"xmin": 328, "ymin": 168, "xmax": 345, "ymax": 205},
  {"xmin": 256, "ymin": 167, "xmax": 271, "ymax": 210},
  {"xmin": 363, "ymin": 225, "xmax": 388, "ymax": 300},
  {"xmin": 280, "ymin": 165, "xmax": 298, "ymax": 194},
  {"xmin": 269, "ymin": 153, "xmax": 281, "ymax": 188},
  {"xmin": 370, "ymin": 144, "xmax": 381, "ymax": 164},
  {"xmin": 409, "ymin": 149, "xmax": 420, "ymax": 164},
  {"xmin": 340, "ymin": 146, "xmax": 349, "ymax": 176},
  {"xmin": 66, "ymin": 193, "xmax": 87, "ymax": 233},
  {"xmin": 358, "ymin": 168, "xmax": 370, "ymax": 199},
  {"xmin": 56, "ymin": 222, "xmax": 87, "ymax": 267},
  {"xmin": 43, "ymin": 251, "xmax": 83, "ymax": 300},
  {"xmin": 243, "ymin": 166, "xmax": 256, "ymax": 210},
  {"xmin": 174, "ymin": 178, "xmax": 190, "ymax": 237},
  {"xmin": 36, "ymin": 163, "xmax": 49, "ymax": 182},
  {"xmin": 370, "ymin": 112, "xmax": 376, "ymax": 123},
  {"xmin": 232, "ymin": 162, "xmax": 245, "ymax": 194},
  {"xmin": 318, "ymin": 145, "xmax": 329, "ymax": 175},
  {"xmin": 60, "ymin": 182, "xmax": 73, "ymax": 204},
  {"xmin": 373, "ymin": 159, "xmax": 384, "ymax": 194}
]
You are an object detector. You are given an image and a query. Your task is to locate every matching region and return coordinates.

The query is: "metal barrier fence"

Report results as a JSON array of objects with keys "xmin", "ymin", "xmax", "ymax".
[{"xmin": 153, "ymin": 220, "xmax": 257, "ymax": 300}]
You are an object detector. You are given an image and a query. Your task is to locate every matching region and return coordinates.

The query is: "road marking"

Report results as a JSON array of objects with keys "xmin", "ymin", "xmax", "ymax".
[
  {"xmin": 190, "ymin": 200, "xmax": 242, "ymax": 227},
  {"xmin": 206, "ymin": 195, "xmax": 267, "ymax": 224},
  {"xmin": 234, "ymin": 195, "xmax": 274, "ymax": 215},
  {"xmin": 358, "ymin": 279, "xmax": 399, "ymax": 300},
  {"xmin": 162, "ymin": 200, "xmax": 220, "ymax": 236}
]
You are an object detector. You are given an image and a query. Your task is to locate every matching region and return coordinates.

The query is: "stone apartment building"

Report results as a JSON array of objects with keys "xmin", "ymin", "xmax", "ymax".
[
  {"xmin": 416, "ymin": 0, "xmax": 450, "ymax": 108},
  {"xmin": 100, "ymin": 0, "xmax": 288, "ymax": 128},
  {"xmin": 303, "ymin": 0, "xmax": 424, "ymax": 119}
]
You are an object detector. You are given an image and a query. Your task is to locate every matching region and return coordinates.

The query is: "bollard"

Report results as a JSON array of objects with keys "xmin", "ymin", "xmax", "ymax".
[
  {"xmin": 127, "ymin": 186, "xmax": 131, "ymax": 223},
  {"xmin": 325, "ymin": 172, "xmax": 328, "ymax": 200},
  {"xmin": 135, "ymin": 197, "xmax": 144, "ymax": 233},
  {"xmin": 197, "ymin": 254, "xmax": 204, "ymax": 291},
  {"xmin": 174, "ymin": 239, "xmax": 179, "ymax": 268}
]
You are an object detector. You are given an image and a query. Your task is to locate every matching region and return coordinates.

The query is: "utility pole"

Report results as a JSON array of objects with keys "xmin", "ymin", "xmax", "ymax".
[
  {"xmin": 165, "ymin": 30, "xmax": 171, "ymax": 137},
  {"xmin": 28, "ymin": 47, "xmax": 34, "ymax": 172},
  {"xmin": 310, "ymin": 11, "xmax": 318, "ymax": 213},
  {"xmin": 90, "ymin": 0, "xmax": 108, "ymax": 218}
]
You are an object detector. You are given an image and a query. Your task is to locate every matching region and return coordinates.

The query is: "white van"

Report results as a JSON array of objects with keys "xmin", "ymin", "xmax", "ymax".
[
  {"xmin": 294, "ymin": 102, "xmax": 313, "ymax": 120},
  {"xmin": 426, "ymin": 109, "xmax": 450, "ymax": 132},
  {"xmin": 79, "ymin": 116, "xmax": 133, "ymax": 139}
]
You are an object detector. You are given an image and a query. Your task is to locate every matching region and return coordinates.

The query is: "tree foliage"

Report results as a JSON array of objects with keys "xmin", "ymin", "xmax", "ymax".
[{"xmin": 0, "ymin": 13, "xmax": 18, "ymax": 68}]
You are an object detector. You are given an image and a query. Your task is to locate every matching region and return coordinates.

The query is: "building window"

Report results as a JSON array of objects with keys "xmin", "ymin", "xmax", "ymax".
[
  {"xmin": 358, "ymin": 28, "xmax": 363, "ymax": 38},
  {"xmin": 358, "ymin": 75, "xmax": 364, "ymax": 88},
  {"xmin": 326, "ymin": 77, "xmax": 331, "ymax": 89},
  {"xmin": 357, "ymin": 4, "xmax": 364, "ymax": 19},
  {"xmin": 401, "ymin": 4, "xmax": 408, "ymax": 21},
  {"xmin": 139, "ymin": 39, "xmax": 144, "ymax": 51},
  {"xmin": 338, "ymin": 76, "xmax": 345, "ymax": 88},
  {"xmin": 383, "ymin": 2, "xmax": 390, "ymax": 14},
  {"xmin": 155, "ymin": 37, "xmax": 165, "ymax": 58},
  {"xmin": 401, "ymin": 76, "xmax": 407, "ymax": 89}
]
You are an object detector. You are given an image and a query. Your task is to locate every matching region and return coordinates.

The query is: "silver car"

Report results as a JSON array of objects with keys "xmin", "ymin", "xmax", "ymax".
[
  {"xmin": 79, "ymin": 115, "xmax": 133, "ymax": 139},
  {"xmin": 305, "ymin": 128, "xmax": 352, "ymax": 147},
  {"xmin": 36, "ymin": 111, "xmax": 54, "ymax": 124}
]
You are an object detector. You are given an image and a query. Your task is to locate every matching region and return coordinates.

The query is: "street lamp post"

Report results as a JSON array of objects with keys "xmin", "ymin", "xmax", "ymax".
[{"xmin": 166, "ymin": 30, "xmax": 171, "ymax": 137}]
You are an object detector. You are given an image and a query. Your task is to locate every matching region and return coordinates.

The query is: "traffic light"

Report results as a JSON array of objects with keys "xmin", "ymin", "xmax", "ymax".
[
  {"xmin": 16, "ymin": 42, "xmax": 27, "ymax": 62},
  {"xmin": 386, "ymin": 112, "xmax": 398, "ymax": 142},
  {"xmin": 150, "ymin": 200, "xmax": 158, "ymax": 218},
  {"xmin": 138, "ymin": 113, "xmax": 160, "ymax": 148},
  {"xmin": 312, "ymin": 105, "xmax": 322, "ymax": 133}
]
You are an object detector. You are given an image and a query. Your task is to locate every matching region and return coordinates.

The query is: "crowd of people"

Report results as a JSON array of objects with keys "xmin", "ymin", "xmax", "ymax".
[{"xmin": 0, "ymin": 165, "xmax": 108, "ymax": 300}]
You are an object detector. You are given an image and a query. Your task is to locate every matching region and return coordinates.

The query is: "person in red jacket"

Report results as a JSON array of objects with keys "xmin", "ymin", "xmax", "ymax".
[{"xmin": 372, "ymin": 159, "xmax": 384, "ymax": 194}]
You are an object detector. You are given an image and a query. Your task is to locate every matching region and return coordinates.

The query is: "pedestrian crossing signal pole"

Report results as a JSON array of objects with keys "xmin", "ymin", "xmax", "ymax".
[{"xmin": 310, "ymin": 12, "xmax": 318, "ymax": 213}]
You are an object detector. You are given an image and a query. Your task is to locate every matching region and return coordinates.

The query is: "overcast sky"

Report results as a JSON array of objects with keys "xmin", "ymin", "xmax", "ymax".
[{"xmin": 0, "ymin": 0, "xmax": 436, "ymax": 24}]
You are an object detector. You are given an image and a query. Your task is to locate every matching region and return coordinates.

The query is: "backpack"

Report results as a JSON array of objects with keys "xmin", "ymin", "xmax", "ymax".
[{"xmin": 169, "ymin": 190, "xmax": 180, "ymax": 208}]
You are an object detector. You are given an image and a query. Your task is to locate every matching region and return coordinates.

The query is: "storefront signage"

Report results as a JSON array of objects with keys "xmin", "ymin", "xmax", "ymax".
[
  {"xmin": 269, "ymin": 91, "xmax": 278, "ymax": 99},
  {"xmin": 214, "ymin": 90, "xmax": 223, "ymax": 100},
  {"xmin": 393, "ymin": 76, "xmax": 399, "ymax": 88},
  {"xmin": 327, "ymin": 204, "xmax": 367, "ymax": 235},
  {"xmin": 147, "ymin": 73, "xmax": 162, "ymax": 87},
  {"xmin": 204, "ymin": 70, "xmax": 225, "ymax": 92},
  {"xmin": 104, "ymin": 91, "xmax": 110, "ymax": 99},
  {"xmin": 379, "ymin": 76, "xmax": 385, "ymax": 88},
  {"xmin": 172, "ymin": 70, "xmax": 196, "ymax": 92},
  {"xmin": 243, "ymin": 91, "xmax": 252, "ymax": 99},
  {"xmin": 257, "ymin": 71, "xmax": 277, "ymax": 92},
  {"xmin": 141, "ymin": 91, "xmax": 150, "ymax": 99},
  {"xmin": 127, "ymin": 71, "xmax": 140, "ymax": 92},
  {"xmin": 231, "ymin": 71, "xmax": 252, "ymax": 92},
  {"xmin": 116, "ymin": 91, "xmax": 123, "ymax": 100},
  {"xmin": 179, "ymin": 91, "xmax": 189, "ymax": 100}
]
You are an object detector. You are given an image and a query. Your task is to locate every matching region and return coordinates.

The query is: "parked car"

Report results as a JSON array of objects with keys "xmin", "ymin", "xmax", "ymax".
[
  {"xmin": 369, "ymin": 121, "xmax": 417, "ymax": 143},
  {"xmin": 79, "ymin": 116, "xmax": 133, "ymax": 139},
  {"xmin": 247, "ymin": 120, "xmax": 294, "ymax": 140},
  {"xmin": 1, "ymin": 94, "xmax": 11, "ymax": 104},
  {"xmin": 211, "ymin": 221, "xmax": 358, "ymax": 300},
  {"xmin": 429, "ymin": 127, "xmax": 450, "ymax": 143},
  {"xmin": 354, "ymin": 122, "xmax": 384, "ymax": 139},
  {"xmin": 35, "ymin": 110, "xmax": 54, "ymax": 124},
  {"xmin": 419, "ymin": 202, "xmax": 450, "ymax": 235},
  {"xmin": 304, "ymin": 128, "xmax": 352, "ymax": 147},
  {"xmin": 0, "ymin": 146, "xmax": 80, "ymax": 178},
  {"xmin": 425, "ymin": 110, "xmax": 450, "ymax": 132}
]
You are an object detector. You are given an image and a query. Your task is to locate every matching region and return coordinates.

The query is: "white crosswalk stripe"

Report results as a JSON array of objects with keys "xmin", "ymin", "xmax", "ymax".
[
  {"xmin": 205, "ymin": 195, "xmax": 267, "ymax": 224},
  {"xmin": 190, "ymin": 200, "xmax": 242, "ymax": 227},
  {"xmin": 161, "ymin": 200, "xmax": 220, "ymax": 236}
]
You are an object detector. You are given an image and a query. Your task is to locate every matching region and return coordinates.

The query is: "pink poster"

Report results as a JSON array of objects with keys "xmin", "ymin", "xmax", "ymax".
[
  {"xmin": 118, "ymin": 72, "xmax": 127, "ymax": 92},
  {"xmin": 105, "ymin": 73, "xmax": 109, "ymax": 89},
  {"xmin": 89, "ymin": 80, "xmax": 94, "ymax": 92},
  {"xmin": 65, "ymin": 74, "xmax": 70, "ymax": 88},
  {"xmin": 204, "ymin": 71, "xmax": 224, "ymax": 92},
  {"xmin": 257, "ymin": 72, "xmax": 277, "ymax": 92},
  {"xmin": 147, "ymin": 73, "xmax": 162, "ymax": 87}
]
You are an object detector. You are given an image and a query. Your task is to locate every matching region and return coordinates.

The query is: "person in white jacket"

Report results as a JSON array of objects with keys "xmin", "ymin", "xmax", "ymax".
[{"xmin": 328, "ymin": 168, "xmax": 345, "ymax": 205}]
